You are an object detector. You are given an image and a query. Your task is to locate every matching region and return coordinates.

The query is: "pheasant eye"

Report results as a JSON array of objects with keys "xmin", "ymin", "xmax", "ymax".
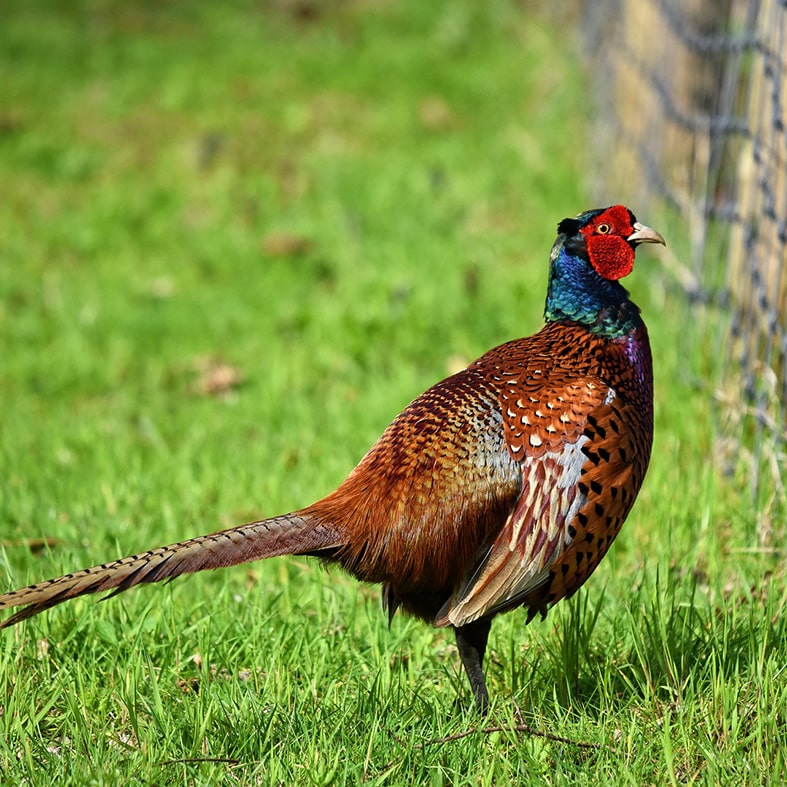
[{"xmin": 596, "ymin": 223, "xmax": 610, "ymax": 235}]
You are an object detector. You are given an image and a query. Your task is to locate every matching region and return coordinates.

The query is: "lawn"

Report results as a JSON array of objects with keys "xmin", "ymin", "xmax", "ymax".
[{"xmin": 1, "ymin": 1, "xmax": 785, "ymax": 784}]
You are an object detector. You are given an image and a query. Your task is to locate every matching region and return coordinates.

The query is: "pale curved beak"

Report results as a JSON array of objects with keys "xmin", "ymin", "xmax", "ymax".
[{"xmin": 628, "ymin": 222, "xmax": 666, "ymax": 246}]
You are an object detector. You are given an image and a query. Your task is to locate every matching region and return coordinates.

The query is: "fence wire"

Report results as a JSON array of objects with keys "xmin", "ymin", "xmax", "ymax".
[{"xmin": 583, "ymin": 0, "xmax": 787, "ymax": 509}]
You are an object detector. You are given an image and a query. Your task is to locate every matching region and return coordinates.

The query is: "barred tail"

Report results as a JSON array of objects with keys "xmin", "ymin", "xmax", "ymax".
[{"xmin": 0, "ymin": 511, "xmax": 342, "ymax": 628}]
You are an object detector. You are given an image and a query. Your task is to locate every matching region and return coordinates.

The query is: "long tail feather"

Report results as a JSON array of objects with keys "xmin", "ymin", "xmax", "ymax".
[{"xmin": 0, "ymin": 511, "xmax": 342, "ymax": 628}]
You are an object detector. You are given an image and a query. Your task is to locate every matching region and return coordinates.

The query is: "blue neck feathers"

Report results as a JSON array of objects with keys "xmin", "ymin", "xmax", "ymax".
[{"xmin": 544, "ymin": 242, "xmax": 643, "ymax": 339}]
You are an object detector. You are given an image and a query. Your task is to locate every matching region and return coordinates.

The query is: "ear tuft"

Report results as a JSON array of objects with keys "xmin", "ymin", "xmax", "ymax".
[{"xmin": 557, "ymin": 217, "xmax": 581, "ymax": 236}]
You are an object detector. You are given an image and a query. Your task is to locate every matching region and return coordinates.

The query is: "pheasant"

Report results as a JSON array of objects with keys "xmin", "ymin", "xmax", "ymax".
[{"xmin": 0, "ymin": 205, "xmax": 664, "ymax": 712}]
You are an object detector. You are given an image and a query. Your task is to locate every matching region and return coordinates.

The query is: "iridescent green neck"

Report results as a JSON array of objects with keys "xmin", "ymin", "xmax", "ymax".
[{"xmin": 544, "ymin": 241, "xmax": 643, "ymax": 339}]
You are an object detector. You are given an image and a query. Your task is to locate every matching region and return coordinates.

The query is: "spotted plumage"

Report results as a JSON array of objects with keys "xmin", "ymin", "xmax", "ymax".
[{"xmin": 0, "ymin": 205, "xmax": 665, "ymax": 712}]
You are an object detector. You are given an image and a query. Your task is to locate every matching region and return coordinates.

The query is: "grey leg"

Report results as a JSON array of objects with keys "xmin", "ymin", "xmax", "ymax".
[{"xmin": 455, "ymin": 619, "xmax": 492, "ymax": 714}]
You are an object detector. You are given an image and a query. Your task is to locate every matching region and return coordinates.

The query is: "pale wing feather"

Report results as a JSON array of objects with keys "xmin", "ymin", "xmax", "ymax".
[{"xmin": 438, "ymin": 438, "xmax": 588, "ymax": 627}]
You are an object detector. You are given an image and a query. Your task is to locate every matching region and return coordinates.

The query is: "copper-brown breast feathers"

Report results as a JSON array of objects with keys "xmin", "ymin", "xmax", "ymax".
[{"xmin": 437, "ymin": 324, "xmax": 653, "ymax": 627}]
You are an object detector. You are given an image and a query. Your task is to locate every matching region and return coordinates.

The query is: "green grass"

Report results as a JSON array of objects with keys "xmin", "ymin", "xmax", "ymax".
[{"xmin": 1, "ymin": 1, "xmax": 785, "ymax": 784}]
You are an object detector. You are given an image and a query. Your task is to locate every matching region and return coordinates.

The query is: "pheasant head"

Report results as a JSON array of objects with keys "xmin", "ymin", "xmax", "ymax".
[{"xmin": 545, "ymin": 205, "xmax": 666, "ymax": 338}]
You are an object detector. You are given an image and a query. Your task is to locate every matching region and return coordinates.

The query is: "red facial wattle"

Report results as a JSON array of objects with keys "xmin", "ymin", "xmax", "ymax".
[
  {"xmin": 578, "ymin": 204, "xmax": 637, "ymax": 281},
  {"xmin": 585, "ymin": 234, "xmax": 636, "ymax": 280}
]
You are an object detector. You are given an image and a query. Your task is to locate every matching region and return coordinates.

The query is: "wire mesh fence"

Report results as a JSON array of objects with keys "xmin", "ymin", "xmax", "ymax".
[{"xmin": 582, "ymin": 0, "xmax": 787, "ymax": 514}]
